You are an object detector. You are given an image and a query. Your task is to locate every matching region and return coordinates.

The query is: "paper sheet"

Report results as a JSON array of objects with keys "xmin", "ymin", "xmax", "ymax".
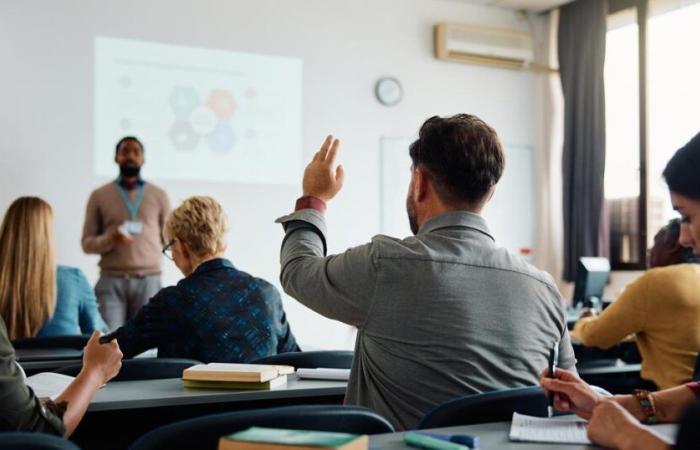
[
  {"xmin": 509, "ymin": 412, "xmax": 591, "ymax": 444},
  {"xmin": 509, "ymin": 412, "xmax": 679, "ymax": 445},
  {"xmin": 25, "ymin": 372, "xmax": 75, "ymax": 400},
  {"xmin": 296, "ymin": 368, "xmax": 350, "ymax": 381}
]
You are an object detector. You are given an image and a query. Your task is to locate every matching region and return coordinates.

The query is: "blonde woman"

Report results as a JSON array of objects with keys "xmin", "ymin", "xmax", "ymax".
[
  {"xmin": 0, "ymin": 197, "xmax": 122, "ymax": 436},
  {"xmin": 0, "ymin": 197, "xmax": 107, "ymax": 340},
  {"xmin": 113, "ymin": 196, "xmax": 299, "ymax": 362}
]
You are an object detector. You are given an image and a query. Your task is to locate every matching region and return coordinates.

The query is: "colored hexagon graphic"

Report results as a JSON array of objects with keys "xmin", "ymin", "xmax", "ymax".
[
  {"xmin": 169, "ymin": 86, "xmax": 199, "ymax": 118},
  {"xmin": 207, "ymin": 122, "xmax": 236, "ymax": 153},
  {"xmin": 189, "ymin": 106, "xmax": 217, "ymax": 135},
  {"xmin": 169, "ymin": 121, "xmax": 200, "ymax": 151},
  {"xmin": 206, "ymin": 89, "xmax": 236, "ymax": 120}
]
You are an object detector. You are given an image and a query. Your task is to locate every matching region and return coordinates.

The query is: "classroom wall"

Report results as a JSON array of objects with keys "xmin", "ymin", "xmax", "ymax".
[{"xmin": 0, "ymin": 0, "xmax": 537, "ymax": 349}]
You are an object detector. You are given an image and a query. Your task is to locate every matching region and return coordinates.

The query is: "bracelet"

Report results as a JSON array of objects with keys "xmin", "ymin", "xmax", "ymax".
[{"xmin": 633, "ymin": 389, "xmax": 657, "ymax": 424}]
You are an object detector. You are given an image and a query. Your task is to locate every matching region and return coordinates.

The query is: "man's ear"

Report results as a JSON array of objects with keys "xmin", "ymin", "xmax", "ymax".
[{"xmin": 414, "ymin": 167, "xmax": 429, "ymax": 203}]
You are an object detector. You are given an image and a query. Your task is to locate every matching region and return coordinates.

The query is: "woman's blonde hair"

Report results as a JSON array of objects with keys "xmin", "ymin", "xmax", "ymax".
[
  {"xmin": 165, "ymin": 196, "xmax": 228, "ymax": 257},
  {"xmin": 0, "ymin": 197, "xmax": 56, "ymax": 340}
]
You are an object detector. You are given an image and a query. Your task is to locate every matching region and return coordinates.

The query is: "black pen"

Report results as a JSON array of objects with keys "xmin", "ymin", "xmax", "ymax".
[
  {"xmin": 547, "ymin": 340, "xmax": 559, "ymax": 418},
  {"xmin": 99, "ymin": 329, "xmax": 120, "ymax": 344}
]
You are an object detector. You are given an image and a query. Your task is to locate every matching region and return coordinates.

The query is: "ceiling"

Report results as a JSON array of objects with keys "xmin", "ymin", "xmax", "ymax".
[{"xmin": 455, "ymin": 0, "xmax": 573, "ymax": 12}]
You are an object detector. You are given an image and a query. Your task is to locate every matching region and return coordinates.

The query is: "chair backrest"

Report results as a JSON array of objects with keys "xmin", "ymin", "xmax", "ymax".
[
  {"xmin": 418, "ymin": 386, "xmax": 548, "ymax": 429},
  {"xmin": 0, "ymin": 432, "xmax": 81, "ymax": 450},
  {"xmin": 250, "ymin": 351, "xmax": 353, "ymax": 369},
  {"xmin": 12, "ymin": 335, "xmax": 90, "ymax": 350},
  {"xmin": 128, "ymin": 405, "xmax": 394, "ymax": 450},
  {"xmin": 54, "ymin": 357, "xmax": 201, "ymax": 381},
  {"xmin": 694, "ymin": 351, "xmax": 700, "ymax": 380}
]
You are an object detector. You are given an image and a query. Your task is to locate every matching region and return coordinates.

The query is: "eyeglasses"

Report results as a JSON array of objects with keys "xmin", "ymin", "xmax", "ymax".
[{"xmin": 162, "ymin": 239, "xmax": 175, "ymax": 261}]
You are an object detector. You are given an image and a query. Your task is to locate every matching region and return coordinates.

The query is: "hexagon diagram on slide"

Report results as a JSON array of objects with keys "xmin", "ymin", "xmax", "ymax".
[
  {"xmin": 169, "ymin": 122, "xmax": 200, "ymax": 151},
  {"xmin": 169, "ymin": 87, "xmax": 199, "ymax": 119},
  {"xmin": 206, "ymin": 89, "xmax": 237, "ymax": 120},
  {"xmin": 208, "ymin": 122, "xmax": 236, "ymax": 153}
]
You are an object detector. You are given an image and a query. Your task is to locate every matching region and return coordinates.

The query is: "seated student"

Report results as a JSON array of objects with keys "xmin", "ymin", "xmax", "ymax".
[
  {"xmin": 276, "ymin": 115, "xmax": 576, "ymax": 430},
  {"xmin": 541, "ymin": 132, "xmax": 700, "ymax": 450},
  {"xmin": 541, "ymin": 367, "xmax": 699, "ymax": 450},
  {"xmin": 0, "ymin": 320, "xmax": 121, "ymax": 437},
  {"xmin": 572, "ymin": 219, "xmax": 700, "ymax": 389},
  {"xmin": 0, "ymin": 197, "xmax": 107, "ymax": 340},
  {"xmin": 114, "ymin": 196, "xmax": 299, "ymax": 362}
]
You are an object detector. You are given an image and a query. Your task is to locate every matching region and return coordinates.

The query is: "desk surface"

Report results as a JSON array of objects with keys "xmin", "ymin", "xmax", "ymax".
[
  {"xmin": 88, "ymin": 375, "xmax": 347, "ymax": 412},
  {"xmin": 15, "ymin": 348, "xmax": 82, "ymax": 361},
  {"xmin": 369, "ymin": 421, "xmax": 678, "ymax": 449},
  {"xmin": 577, "ymin": 360, "xmax": 641, "ymax": 375}
]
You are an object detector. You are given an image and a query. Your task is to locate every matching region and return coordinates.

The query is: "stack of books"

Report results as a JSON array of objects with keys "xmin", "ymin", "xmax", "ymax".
[
  {"xmin": 182, "ymin": 363, "xmax": 294, "ymax": 390},
  {"xmin": 218, "ymin": 427, "xmax": 368, "ymax": 450}
]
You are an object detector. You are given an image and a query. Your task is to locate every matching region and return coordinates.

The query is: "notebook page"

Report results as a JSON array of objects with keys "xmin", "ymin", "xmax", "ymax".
[
  {"xmin": 509, "ymin": 412, "xmax": 591, "ymax": 444},
  {"xmin": 25, "ymin": 372, "xmax": 75, "ymax": 400}
]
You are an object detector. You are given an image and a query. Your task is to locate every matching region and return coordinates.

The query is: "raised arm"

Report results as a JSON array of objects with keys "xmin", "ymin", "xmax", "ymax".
[{"xmin": 277, "ymin": 136, "xmax": 377, "ymax": 327}]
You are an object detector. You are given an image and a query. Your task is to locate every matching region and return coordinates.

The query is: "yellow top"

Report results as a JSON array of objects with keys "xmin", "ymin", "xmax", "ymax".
[{"xmin": 573, "ymin": 264, "xmax": 700, "ymax": 389}]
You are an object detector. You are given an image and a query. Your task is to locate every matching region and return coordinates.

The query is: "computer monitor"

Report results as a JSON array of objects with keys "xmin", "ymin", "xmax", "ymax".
[{"xmin": 572, "ymin": 257, "xmax": 611, "ymax": 309}]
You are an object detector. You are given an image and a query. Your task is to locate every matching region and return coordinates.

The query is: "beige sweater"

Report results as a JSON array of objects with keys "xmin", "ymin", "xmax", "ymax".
[{"xmin": 82, "ymin": 181, "xmax": 171, "ymax": 276}]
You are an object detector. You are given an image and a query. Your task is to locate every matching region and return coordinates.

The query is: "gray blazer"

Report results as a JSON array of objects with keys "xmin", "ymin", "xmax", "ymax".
[{"xmin": 277, "ymin": 209, "xmax": 576, "ymax": 430}]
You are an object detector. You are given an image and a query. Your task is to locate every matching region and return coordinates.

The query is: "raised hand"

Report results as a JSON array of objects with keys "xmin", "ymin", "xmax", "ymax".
[{"xmin": 302, "ymin": 135, "xmax": 345, "ymax": 202}]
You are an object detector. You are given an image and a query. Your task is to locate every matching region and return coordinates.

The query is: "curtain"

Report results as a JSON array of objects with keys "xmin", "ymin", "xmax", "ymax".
[
  {"xmin": 558, "ymin": 0, "xmax": 608, "ymax": 281},
  {"xmin": 531, "ymin": 10, "xmax": 565, "ymax": 287}
]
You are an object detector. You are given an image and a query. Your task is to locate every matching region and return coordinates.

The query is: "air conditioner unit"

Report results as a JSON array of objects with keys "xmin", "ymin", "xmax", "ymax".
[{"xmin": 435, "ymin": 22, "xmax": 534, "ymax": 70}]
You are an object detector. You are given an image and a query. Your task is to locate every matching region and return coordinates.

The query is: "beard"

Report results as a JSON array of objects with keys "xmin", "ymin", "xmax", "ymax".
[
  {"xmin": 406, "ymin": 193, "xmax": 419, "ymax": 235},
  {"xmin": 119, "ymin": 164, "xmax": 141, "ymax": 178}
]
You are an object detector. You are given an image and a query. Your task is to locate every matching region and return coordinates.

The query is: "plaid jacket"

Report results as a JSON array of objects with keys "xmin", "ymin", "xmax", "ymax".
[{"xmin": 117, "ymin": 258, "xmax": 299, "ymax": 362}]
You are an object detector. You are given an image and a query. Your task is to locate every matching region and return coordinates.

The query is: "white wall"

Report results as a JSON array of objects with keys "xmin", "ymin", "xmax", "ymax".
[{"xmin": 0, "ymin": 0, "xmax": 536, "ymax": 349}]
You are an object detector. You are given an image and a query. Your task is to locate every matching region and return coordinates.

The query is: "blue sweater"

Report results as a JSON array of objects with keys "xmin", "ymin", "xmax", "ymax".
[{"xmin": 38, "ymin": 266, "xmax": 108, "ymax": 336}]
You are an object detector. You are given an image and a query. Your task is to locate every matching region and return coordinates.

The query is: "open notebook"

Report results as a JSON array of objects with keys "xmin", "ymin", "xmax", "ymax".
[{"xmin": 509, "ymin": 412, "xmax": 678, "ymax": 445}]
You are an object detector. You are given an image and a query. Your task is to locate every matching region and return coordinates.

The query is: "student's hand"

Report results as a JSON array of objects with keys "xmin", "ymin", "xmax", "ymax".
[
  {"xmin": 587, "ymin": 400, "xmax": 667, "ymax": 450},
  {"xmin": 107, "ymin": 225, "xmax": 133, "ymax": 245},
  {"xmin": 302, "ymin": 135, "xmax": 345, "ymax": 202},
  {"xmin": 81, "ymin": 331, "xmax": 123, "ymax": 385},
  {"xmin": 539, "ymin": 367, "xmax": 602, "ymax": 419}
]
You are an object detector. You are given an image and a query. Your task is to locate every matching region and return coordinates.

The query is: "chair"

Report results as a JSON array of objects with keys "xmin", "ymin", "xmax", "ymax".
[
  {"xmin": 0, "ymin": 432, "xmax": 81, "ymax": 450},
  {"xmin": 251, "ymin": 351, "xmax": 353, "ymax": 369},
  {"xmin": 54, "ymin": 358, "xmax": 201, "ymax": 381},
  {"xmin": 12, "ymin": 335, "xmax": 90, "ymax": 350},
  {"xmin": 128, "ymin": 405, "xmax": 394, "ymax": 450},
  {"xmin": 417, "ymin": 386, "xmax": 548, "ymax": 429}
]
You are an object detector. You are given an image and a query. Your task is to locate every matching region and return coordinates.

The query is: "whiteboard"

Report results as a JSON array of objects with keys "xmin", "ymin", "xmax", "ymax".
[{"xmin": 379, "ymin": 137, "xmax": 534, "ymax": 254}]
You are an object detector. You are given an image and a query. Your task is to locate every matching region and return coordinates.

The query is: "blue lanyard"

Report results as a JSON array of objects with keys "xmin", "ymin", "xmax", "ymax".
[{"xmin": 115, "ymin": 179, "xmax": 145, "ymax": 221}]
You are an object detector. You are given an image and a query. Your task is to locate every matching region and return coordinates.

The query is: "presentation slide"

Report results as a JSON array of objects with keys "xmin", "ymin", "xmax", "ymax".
[{"xmin": 94, "ymin": 36, "xmax": 302, "ymax": 184}]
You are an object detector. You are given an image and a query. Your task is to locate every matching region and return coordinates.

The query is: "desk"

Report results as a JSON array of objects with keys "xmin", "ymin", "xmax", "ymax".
[
  {"xmin": 15, "ymin": 348, "xmax": 82, "ymax": 375},
  {"xmin": 87, "ymin": 376, "xmax": 347, "ymax": 412},
  {"xmin": 73, "ymin": 375, "xmax": 347, "ymax": 450},
  {"xmin": 369, "ymin": 421, "xmax": 678, "ymax": 449},
  {"xmin": 578, "ymin": 360, "xmax": 641, "ymax": 376}
]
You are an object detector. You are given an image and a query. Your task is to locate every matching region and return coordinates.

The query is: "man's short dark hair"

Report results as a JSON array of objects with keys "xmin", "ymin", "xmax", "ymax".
[
  {"xmin": 663, "ymin": 131, "xmax": 700, "ymax": 200},
  {"xmin": 115, "ymin": 136, "xmax": 144, "ymax": 155},
  {"xmin": 408, "ymin": 114, "xmax": 504, "ymax": 205}
]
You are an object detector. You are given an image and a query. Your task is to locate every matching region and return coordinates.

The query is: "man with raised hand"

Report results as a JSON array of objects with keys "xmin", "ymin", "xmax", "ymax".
[{"xmin": 277, "ymin": 115, "xmax": 576, "ymax": 430}]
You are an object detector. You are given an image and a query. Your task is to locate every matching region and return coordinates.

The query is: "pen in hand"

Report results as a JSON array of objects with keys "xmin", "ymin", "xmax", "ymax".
[
  {"xmin": 99, "ymin": 330, "xmax": 119, "ymax": 344},
  {"xmin": 547, "ymin": 340, "xmax": 559, "ymax": 418}
]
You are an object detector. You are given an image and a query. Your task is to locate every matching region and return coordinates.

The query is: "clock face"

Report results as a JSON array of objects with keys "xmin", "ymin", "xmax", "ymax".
[{"xmin": 375, "ymin": 77, "xmax": 402, "ymax": 106}]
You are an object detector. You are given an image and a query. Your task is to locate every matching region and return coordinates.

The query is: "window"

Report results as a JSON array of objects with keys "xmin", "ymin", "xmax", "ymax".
[
  {"xmin": 647, "ymin": 1, "xmax": 700, "ymax": 243},
  {"xmin": 604, "ymin": 0, "xmax": 700, "ymax": 270},
  {"xmin": 604, "ymin": 1, "xmax": 646, "ymax": 270}
]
